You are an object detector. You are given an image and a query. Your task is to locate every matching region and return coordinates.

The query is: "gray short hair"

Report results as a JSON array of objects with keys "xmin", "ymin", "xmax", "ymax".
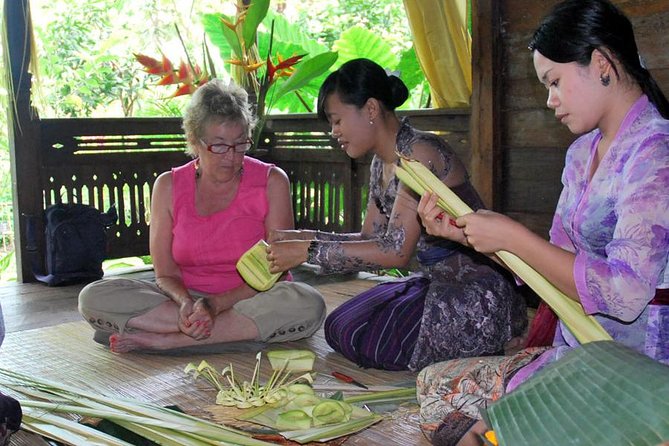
[{"xmin": 182, "ymin": 79, "xmax": 258, "ymax": 157}]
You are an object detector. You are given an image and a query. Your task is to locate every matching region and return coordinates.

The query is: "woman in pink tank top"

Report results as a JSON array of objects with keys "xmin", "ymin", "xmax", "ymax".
[{"xmin": 78, "ymin": 80, "xmax": 325, "ymax": 353}]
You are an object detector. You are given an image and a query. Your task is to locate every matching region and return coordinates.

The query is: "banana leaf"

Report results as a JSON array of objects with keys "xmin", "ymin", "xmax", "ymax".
[{"xmin": 481, "ymin": 341, "xmax": 669, "ymax": 446}]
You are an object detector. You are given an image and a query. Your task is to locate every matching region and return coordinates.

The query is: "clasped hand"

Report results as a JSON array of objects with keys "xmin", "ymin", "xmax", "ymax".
[{"xmin": 178, "ymin": 297, "xmax": 214, "ymax": 341}]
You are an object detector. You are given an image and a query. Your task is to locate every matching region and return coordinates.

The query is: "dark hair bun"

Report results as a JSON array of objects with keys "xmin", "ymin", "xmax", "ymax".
[{"xmin": 388, "ymin": 74, "xmax": 409, "ymax": 109}]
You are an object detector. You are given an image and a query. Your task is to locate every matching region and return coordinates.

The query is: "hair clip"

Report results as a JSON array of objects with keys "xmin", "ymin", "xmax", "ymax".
[
  {"xmin": 384, "ymin": 68, "xmax": 401, "ymax": 78},
  {"xmin": 638, "ymin": 53, "xmax": 648, "ymax": 70}
]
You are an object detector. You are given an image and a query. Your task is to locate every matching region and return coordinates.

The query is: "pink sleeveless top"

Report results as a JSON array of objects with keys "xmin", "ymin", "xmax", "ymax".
[{"xmin": 171, "ymin": 157, "xmax": 272, "ymax": 294}]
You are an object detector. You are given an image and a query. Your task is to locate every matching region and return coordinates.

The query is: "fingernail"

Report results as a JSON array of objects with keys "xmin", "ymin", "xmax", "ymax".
[
  {"xmin": 436, "ymin": 212, "xmax": 445, "ymax": 221},
  {"xmin": 449, "ymin": 219, "xmax": 458, "ymax": 227}
]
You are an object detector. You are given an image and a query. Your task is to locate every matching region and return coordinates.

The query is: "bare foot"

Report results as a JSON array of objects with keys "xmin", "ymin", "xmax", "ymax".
[{"xmin": 109, "ymin": 331, "xmax": 215, "ymax": 353}]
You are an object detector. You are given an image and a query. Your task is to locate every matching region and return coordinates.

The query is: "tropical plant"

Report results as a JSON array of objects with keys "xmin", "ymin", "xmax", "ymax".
[{"xmin": 135, "ymin": 0, "xmax": 338, "ymax": 149}]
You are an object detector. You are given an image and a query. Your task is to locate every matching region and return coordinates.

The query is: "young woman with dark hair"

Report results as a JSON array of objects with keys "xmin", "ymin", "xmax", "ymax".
[
  {"xmin": 416, "ymin": 0, "xmax": 669, "ymax": 444},
  {"xmin": 267, "ymin": 58, "xmax": 526, "ymax": 372}
]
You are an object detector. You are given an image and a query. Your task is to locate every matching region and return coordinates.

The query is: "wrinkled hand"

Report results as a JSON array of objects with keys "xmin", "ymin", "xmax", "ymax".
[
  {"xmin": 266, "ymin": 240, "xmax": 310, "ymax": 273},
  {"xmin": 178, "ymin": 298, "xmax": 214, "ymax": 340},
  {"xmin": 417, "ymin": 192, "xmax": 467, "ymax": 244},
  {"xmin": 456, "ymin": 210, "xmax": 519, "ymax": 254}
]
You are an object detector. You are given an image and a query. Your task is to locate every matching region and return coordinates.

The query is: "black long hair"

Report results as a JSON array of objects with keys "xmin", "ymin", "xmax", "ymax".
[
  {"xmin": 529, "ymin": 0, "xmax": 669, "ymax": 118},
  {"xmin": 316, "ymin": 58, "xmax": 409, "ymax": 121}
]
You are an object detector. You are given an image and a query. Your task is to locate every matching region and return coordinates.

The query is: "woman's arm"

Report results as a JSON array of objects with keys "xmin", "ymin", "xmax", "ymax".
[
  {"xmin": 269, "ymin": 140, "xmax": 461, "ymax": 274},
  {"xmin": 149, "ymin": 172, "xmax": 210, "ymax": 337},
  {"xmin": 265, "ymin": 166, "xmax": 295, "ymax": 235}
]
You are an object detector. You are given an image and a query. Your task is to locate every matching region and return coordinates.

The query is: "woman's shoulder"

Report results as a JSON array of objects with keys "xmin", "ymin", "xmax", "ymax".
[
  {"xmin": 396, "ymin": 119, "xmax": 454, "ymax": 157},
  {"xmin": 242, "ymin": 156, "xmax": 277, "ymax": 186}
]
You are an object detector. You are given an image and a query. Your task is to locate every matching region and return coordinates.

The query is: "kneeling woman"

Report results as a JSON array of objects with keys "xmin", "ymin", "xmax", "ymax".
[
  {"xmin": 267, "ymin": 59, "xmax": 527, "ymax": 371},
  {"xmin": 78, "ymin": 80, "xmax": 325, "ymax": 353}
]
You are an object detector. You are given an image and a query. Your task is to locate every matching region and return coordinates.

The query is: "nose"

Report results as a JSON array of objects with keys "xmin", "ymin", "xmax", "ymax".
[
  {"xmin": 330, "ymin": 124, "xmax": 341, "ymax": 139},
  {"xmin": 546, "ymin": 88, "xmax": 559, "ymax": 110}
]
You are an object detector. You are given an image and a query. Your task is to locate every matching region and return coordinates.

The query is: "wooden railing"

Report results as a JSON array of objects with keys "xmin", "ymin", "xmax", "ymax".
[{"xmin": 37, "ymin": 109, "xmax": 469, "ymax": 260}]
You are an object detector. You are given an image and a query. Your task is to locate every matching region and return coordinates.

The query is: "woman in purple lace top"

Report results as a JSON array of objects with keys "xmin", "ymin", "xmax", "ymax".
[{"xmin": 416, "ymin": 0, "xmax": 669, "ymax": 444}]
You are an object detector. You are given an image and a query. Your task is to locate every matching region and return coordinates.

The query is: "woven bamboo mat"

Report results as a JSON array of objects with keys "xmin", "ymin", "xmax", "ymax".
[{"xmin": 1, "ymin": 279, "xmax": 430, "ymax": 445}]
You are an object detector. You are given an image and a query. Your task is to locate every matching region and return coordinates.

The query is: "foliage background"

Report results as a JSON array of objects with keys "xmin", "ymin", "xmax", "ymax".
[{"xmin": 0, "ymin": 0, "xmax": 420, "ymax": 280}]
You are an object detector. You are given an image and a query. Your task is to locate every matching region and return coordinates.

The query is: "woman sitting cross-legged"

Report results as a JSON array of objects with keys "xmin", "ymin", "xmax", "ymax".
[{"xmin": 78, "ymin": 79, "xmax": 325, "ymax": 353}]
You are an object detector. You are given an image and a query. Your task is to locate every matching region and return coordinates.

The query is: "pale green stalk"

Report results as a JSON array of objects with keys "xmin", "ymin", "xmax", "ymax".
[
  {"xmin": 342, "ymin": 387, "xmax": 417, "ymax": 404},
  {"xmin": 1, "ymin": 368, "xmax": 274, "ymax": 446},
  {"xmin": 22, "ymin": 411, "xmax": 135, "ymax": 446},
  {"xmin": 397, "ymin": 158, "xmax": 611, "ymax": 344}
]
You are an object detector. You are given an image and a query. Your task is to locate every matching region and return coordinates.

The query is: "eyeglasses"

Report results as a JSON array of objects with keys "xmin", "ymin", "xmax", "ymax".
[{"xmin": 201, "ymin": 138, "xmax": 253, "ymax": 155}]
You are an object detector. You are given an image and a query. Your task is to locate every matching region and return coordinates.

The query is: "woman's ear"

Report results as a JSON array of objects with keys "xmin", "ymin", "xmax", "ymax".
[
  {"xmin": 364, "ymin": 98, "xmax": 381, "ymax": 122},
  {"xmin": 591, "ymin": 48, "xmax": 615, "ymax": 80}
]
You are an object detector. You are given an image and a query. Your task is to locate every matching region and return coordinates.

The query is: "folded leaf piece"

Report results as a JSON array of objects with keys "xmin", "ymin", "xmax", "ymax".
[
  {"xmin": 267, "ymin": 350, "xmax": 316, "ymax": 372},
  {"xmin": 395, "ymin": 157, "xmax": 611, "ymax": 344},
  {"xmin": 482, "ymin": 341, "xmax": 669, "ymax": 446},
  {"xmin": 237, "ymin": 240, "xmax": 281, "ymax": 291}
]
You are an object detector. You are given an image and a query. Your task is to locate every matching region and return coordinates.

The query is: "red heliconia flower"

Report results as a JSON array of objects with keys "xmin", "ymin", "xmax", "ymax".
[
  {"xmin": 266, "ymin": 53, "xmax": 304, "ymax": 84},
  {"xmin": 172, "ymin": 83, "xmax": 198, "ymax": 97},
  {"xmin": 177, "ymin": 60, "xmax": 193, "ymax": 83},
  {"xmin": 134, "ymin": 53, "xmax": 173, "ymax": 75},
  {"xmin": 157, "ymin": 72, "xmax": 178, "ymax": 86}
]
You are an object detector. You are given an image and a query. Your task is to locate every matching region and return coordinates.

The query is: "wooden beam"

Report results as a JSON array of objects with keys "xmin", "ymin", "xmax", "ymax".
[
  {"xmin": 470, "ymin": 0, "xmax": 502, "ymax": 209},
  {"xmin": 4, "ymin": 0, "xmax": 43, "ymax": 282}
]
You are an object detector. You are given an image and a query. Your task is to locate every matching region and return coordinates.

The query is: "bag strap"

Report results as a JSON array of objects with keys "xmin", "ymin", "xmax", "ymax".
[{"xmin": 24, "ymin": 212, "xmax": 53, "ymax": 284}]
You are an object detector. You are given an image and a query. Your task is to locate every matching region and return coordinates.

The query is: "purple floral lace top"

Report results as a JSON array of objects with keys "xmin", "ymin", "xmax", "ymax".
[{"xmin": 509, "ymin": 95, "xmax": 669, "ymax": 390}]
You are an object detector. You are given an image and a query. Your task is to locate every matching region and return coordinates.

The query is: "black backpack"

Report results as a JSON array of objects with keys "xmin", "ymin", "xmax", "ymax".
[{"xmin": 28, "ymin": 203, "xmax": 118, "ymax": 286}]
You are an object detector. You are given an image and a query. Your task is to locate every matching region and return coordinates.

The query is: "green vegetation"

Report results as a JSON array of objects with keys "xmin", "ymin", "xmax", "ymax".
[{"xmin": 0, "ymin": 0, "xmax": 421, "ymax": 281}]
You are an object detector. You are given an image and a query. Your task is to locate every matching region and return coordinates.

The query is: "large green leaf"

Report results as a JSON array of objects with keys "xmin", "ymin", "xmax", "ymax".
[
  {"xmin": 202, "ymin": 13, "xmax": 240, "ymax": 60},
  {"xmin": 482, "ymin": 341, "xmax": 669, "ymax": 446},
  {"xmin": 242, "ymin": 0, "xmax": 270, "ymax": 50},
  {"xmin": 273, "ymin": 52, "xmax": 338, "ymax": 103},
  {"xmin": 331, "ymin": 26, "xmax": 398, "ymax": 71},
  {"xmin": 396, "ymin": 46, "xmax": 423, "ymax": 94},
  {"xmin": 264, "ymin": 10, "xmax": 328, "ymax": 57}
]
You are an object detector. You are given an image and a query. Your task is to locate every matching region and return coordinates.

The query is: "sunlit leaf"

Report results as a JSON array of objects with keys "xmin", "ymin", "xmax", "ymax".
[
  {"xmin": 263, "ymin": 10, "xmax": 328, "ymax": 57},
  {"xmin": 273, "ymin": 52, "xmax": 338, "ymax": 102},
  {"xmin": 332, "ymin": 26, "xmax": 398, "ymax": 71},
  {"xmin": 242, "ymin": 0, "xmax": 270, "ymax": 50},
  {"xmin": 202, "ymin": 13, "xmax": 234, "ymax": 61}
]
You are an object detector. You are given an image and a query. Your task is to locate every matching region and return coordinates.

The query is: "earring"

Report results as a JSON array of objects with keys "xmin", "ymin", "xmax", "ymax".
[
  {"xmin": 369, "ymin": 120, "xmax": 374, "ymax": 126},
  {"xmin": 194, "ymin": 158, "xmax": 201, "ymax": 178},
  {"xmin": 600, "ymin": 73, "xmax": 611, "ymax": 87}
]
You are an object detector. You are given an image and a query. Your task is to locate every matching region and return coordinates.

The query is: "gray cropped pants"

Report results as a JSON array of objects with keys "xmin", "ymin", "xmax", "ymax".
[{"xmin": 78, "ymin": 277, "xmax": 326, "ymax": 344}]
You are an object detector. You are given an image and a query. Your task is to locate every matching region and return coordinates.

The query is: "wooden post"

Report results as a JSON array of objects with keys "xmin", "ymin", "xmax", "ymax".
[
  {"xmin": 470, "ymin": 0, "xmax": 502, "ymax": 210},
  {"xmin": 4, "ymin": 0, "xmax": 43, "ymax": 282}
]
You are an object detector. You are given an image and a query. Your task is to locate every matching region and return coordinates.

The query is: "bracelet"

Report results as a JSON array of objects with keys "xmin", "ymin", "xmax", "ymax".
[{"xmin": 307, "ymin": 240, "xmax": 319, "ymax": 263}]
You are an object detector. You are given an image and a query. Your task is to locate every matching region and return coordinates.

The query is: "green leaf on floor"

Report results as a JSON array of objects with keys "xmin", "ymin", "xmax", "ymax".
[{"xmin": 482, "ymin": 341, "xmax": 669, "ymax": 446}]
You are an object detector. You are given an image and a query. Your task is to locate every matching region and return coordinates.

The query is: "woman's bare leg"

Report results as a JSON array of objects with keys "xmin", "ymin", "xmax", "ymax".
[
  {"xmin": 123, "ymin": 300, "xmax": 182, "ymax": 333},
  {"xmin": 110, "ymin": 308, "xmax": 259, "ymax": 353}
]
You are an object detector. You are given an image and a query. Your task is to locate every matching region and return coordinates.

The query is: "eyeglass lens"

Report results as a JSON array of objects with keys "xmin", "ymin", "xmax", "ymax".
[{"xmin": 208, "ymin": 141, "xmax": 252, "ymax": 154}]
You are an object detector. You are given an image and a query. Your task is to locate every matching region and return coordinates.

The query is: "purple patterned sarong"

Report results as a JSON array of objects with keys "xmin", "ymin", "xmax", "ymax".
[{"xmin": 324, "ymin": 275, "xmax": 429, "ymax": 370}]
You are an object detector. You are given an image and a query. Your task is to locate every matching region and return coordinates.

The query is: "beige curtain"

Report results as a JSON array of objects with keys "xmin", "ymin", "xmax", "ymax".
[{"xmin": 403, "ymin": 0, "xmax": 472, "ymax": 108}]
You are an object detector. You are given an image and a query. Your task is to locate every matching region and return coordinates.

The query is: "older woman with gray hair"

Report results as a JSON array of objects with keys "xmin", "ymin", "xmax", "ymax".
[{"xmin": 78, "ymin": 79, "xmax": 325, "ymax": 353}]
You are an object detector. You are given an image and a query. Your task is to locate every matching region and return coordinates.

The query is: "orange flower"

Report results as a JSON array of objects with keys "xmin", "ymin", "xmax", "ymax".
[{"xmin": 266, "ymin": 53, "xmax": 304, "ymax": 84}]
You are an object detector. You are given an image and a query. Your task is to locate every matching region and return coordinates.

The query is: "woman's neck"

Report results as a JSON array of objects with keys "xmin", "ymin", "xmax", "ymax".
[
  {"xmin": 598, "ymin": 84, "xmax": 643, "ymax": 142},
  {"xmin": 374, "ymin": 114, "xmax": 402, "ymax": 164}
]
